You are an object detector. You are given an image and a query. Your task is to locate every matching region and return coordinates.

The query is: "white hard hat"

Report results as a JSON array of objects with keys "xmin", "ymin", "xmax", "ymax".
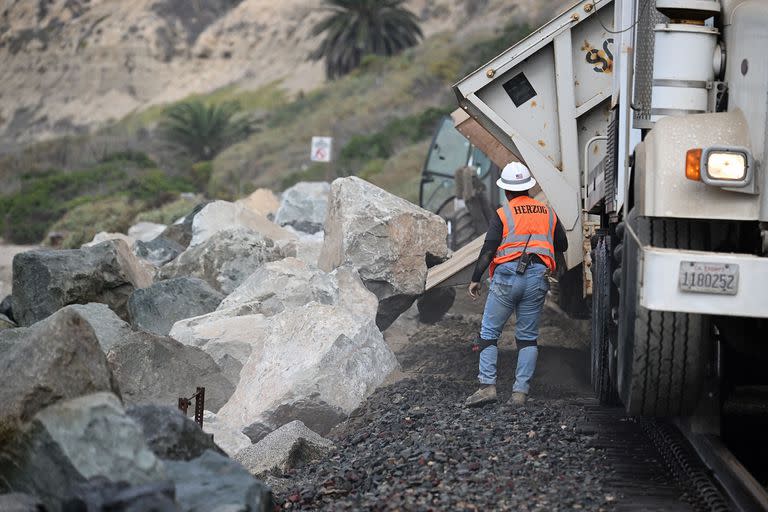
[{"xmin": 496, "ymin": 161, "xmax": 537, "ymax": 191}]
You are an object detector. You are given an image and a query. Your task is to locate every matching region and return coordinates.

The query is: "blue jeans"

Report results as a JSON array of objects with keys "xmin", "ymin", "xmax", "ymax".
[{"xmin": 478, "ymin": 262, "xmax": 549, "ymax": 393}]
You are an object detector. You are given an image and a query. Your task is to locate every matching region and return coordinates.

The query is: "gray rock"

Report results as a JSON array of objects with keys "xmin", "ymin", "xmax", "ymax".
[
  {"xmin": 318, "ymin": 177, "xmax": 449, "ymax": 330},
  {"xmin": 0, "ymin": 493, "xmax": 44, "ymax": 512},
  {"xmin": 64, "ymin": 303, "xmax": 134, "ymax": 352},
  {"xmin": 0, "ymin": 312, "xmax": 15, "ymax": 329},
  {"xmin": 11, "ymin": 239, "xmax": 153, "ymax": 326},
  {"xmin": 275, "ymin": 181, "xmax": 330, "ymax": 234},
  {"xmin": 169, "ymin": 258, "xmax": 392, "ymax": 382},
  {"xmin": 164, "ymin": 450, "xmax": 272, "ymax": 512},
  {"xmin": 82, "ymin": 232, "xmax": 136, "ymax": 248},
  {"xmin": 63, "ymin": 478, "xmax": 178, "ymax": 512},
  {"xmin": 0, "ymin": 308, "xmax": 120, "ymax": 430},
  {"xmin": 234, "ymin": 420, "xmax": 334, "ymax": 477},
  {"xmin": 0, "ymin": 293, "xmax": 14, "ymax": 322},
  {"xmin": 190, "ymin": 200, "xmax": 295, "ymax": 248},
  {"xmin": 158, "ymin": 228, "xmax": 289, "ymax": 294},
  {"xmin": 202, "ymin": 410, "xmax": 252, "ymax": 456},
  {"xmin": 128, "ymin": 277, "xmax": 224, "ymax": 336},
  {"xmin": 134, "ymin": 236, "xmax": 184, "ymax": 266},
  {"xmin": 107, "ymin": 330, "xmax": 234, "ymax": 412},
  {"xmin": 128, "ymin": 222, "xmax": 167, "ymax": 242},
  {"xmin": 282, "ymin": 226, "xmax": 324, "ymax": 267},
  {"xmin": 0, "ymin": 393, "xmax": 165, "ymax": 510},
  {"xmin": 215, "ymin": 270, "xmax": 398, "ymax": 436},
  {"xmin": 127, "ymin": 404, "xmax": 224, "ymax": 461},
  {"xmin": 217, "ymin": 257, "xmax": 339, "ymax": 313}
]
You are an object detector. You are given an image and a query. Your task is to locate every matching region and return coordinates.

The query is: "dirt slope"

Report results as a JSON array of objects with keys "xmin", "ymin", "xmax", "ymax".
[{"xmin": 0, "ymin": 0, "xmax": 567, "ymax": 148}]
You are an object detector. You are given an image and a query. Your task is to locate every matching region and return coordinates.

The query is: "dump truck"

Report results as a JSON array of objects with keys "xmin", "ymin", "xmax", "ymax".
[{"xmin": 429, "ymin": 0, "xmax": 768, "ymax": 420}]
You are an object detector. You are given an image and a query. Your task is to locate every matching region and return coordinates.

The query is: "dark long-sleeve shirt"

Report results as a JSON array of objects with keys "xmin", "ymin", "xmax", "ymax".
[{"xmin": 471, "ymin": 210, "xmax": 568, "ymax": 282}]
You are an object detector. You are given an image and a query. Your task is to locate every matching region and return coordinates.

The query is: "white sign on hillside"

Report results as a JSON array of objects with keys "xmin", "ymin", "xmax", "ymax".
[{"xmin": 310, "ymin": 136, "xmax": 333, "ymax": 163}]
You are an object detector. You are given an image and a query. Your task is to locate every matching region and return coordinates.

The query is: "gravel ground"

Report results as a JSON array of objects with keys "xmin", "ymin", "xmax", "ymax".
[{"xmin": 269, "ymin": 304, "xmax": 630, "ymax": 511}]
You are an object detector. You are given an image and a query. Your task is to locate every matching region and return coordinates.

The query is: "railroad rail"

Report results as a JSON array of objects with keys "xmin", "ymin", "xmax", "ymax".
[{"xmin": 674, "ymin": 419, "xmax": 768, "ymax": 512}]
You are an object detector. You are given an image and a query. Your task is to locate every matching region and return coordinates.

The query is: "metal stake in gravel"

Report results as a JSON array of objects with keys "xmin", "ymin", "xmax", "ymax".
[{"xmin": 178, "ymin": 386, "xmax": 206, "ymax": 428}]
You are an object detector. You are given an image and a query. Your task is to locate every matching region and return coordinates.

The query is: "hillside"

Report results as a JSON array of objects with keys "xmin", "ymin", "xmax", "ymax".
[
  {"xmin": 0, "ymin": 0, "xmax": 565, "ymax": 148},
  {"xmin": 0, "ymin": 0, "xmax": 569, "ymax": 246}
]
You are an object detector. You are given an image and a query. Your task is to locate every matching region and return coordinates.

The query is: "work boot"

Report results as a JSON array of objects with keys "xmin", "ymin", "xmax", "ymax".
[
  {"xmin": 508, "ymin": 391, "xmax": 527, "ymax": 407},
  {"xmin": 465, "ymin": 385, "xmax": 497, "ymax": 407}
]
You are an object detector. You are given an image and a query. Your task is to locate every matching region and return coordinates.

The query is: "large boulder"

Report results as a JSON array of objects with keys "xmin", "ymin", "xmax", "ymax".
[
  {"xmin": 127, "ymin": 404, "xmax": 224, "ymax": 461},
  {"xmin": 128, "ymin": 222, "xmax": 167, "ymax": 242},
  {"xmin": 274, "ymin": 181, "xmax": 330, "ymax": 234},
  {"xmin": 190, "ymin": 200, "xmax": 295, "ymax": 248},
  {"xmin": 0, "ymin": 393, "xmax": 165, "ymax": 509},
  {"xmin": 0, "ymin": 313, "xmax": 15, "ymax": 330},
  {"xmin": 216, "ymin": 282, "xmax": 398, "ymax": 436},
  {"xmin": 82, "ymin": 231, "xmax": 136, "ymax": 248},
  {"xmin": 0, "ymin": 308, "xmax": 120, "ymax": 430},
  {"xmin": 202, "ymin": 410, "xmax": 252, "ymax": 456},
  {"xmin": 171, "ymin": 257, "xmax": 397, "ymax": 437},
  {"xmin": 0, "ymin": 294, "xmax": 13, "ymax": 322},
  {"xmin": 128, "ymin": 277, "xmax": 224, "ymax": 336},
  {"xmin": 11, "ymin": 239, "xmax": 153, "ymax": 326},
  {"xmin": 169, "ymin": 258, "xmax": 369, "ymax": 371},
  {"xmin": 107, "ymin": 330, "xmax": 235, "ymax": 412},
  {"xmin": 283, "ymin": 226, "xmax": 324, "ymax": 267},
  {"xmin": 234, "ymin": 420, "xmax": 334, "ymax": 477},
  {"xmin": 236, "ymin": 188, "xmax": 280, "ymax": 218},
  {"xmin": 62, "ymin": 480, "xmax": 177, "ymax": 512},
  {"xmin": 0, "ymin": 493, "xmax": 44, "ymax": 512},
  {"xmin": 164, "ymin": 451, "xmax": 272, "ymax": 512},
  {"xmin": 158, "ymin": 228, "xmax": 290, "ymax": 294},
  {"xmin": 133, "ymin": 236, "xmax": 185, "ymax": 267},
  {"xmin": 318, "ymin": 177, "xmax": 449, "ymax": 330},
  {"xmin": 64, "ymin": 303, "xmax": 134, "ymax": 352}
]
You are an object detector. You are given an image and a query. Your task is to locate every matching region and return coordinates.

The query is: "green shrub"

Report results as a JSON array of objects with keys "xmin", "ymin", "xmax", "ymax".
[
  {"xmin": 191, "ymin": 161, "xmax": 213, "ymax": 189},
  {"xmin": 52, "ymin": 196, "xmax": 146, "ymax": 249},
  {"xmin": 0, "ymin": 153, "xmax": 196, "ymax": 244},
  {"xmin": 462, "ymin": 22, "xmax": 533, "ymax": 75},
  {"xmin": 134, "ymin": 195, "xmax": 202, "ymax": 225},
  {"xmin": 338, "ymin": 106, "xmax": 449, "ymax": 173},
  {"xmin": 280, "ymin": 164, "xmax": 329, "ymax": 190},
  {"xmin": 357, "ymin": 158, "xmax": 387, "ymax": 180}
]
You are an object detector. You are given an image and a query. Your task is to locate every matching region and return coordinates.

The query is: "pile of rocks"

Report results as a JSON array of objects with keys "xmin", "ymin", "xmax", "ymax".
[{"xmin": 1, "ymin": 178, "xmax": 450, "ymax": 508}]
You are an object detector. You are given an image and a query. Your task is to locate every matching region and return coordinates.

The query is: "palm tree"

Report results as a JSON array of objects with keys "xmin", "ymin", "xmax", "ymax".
[
  {"xmin": 310, "ymin": 0, "xmax": 423, "ymax": 79},
  {"xmin": 159, "ymin": 100, "xmax": 251, "ymax": 161}
]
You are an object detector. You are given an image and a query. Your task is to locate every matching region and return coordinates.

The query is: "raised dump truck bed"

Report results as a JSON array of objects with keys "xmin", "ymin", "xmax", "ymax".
[{"xmin": 453, "ymin": 0, "xmax": 616, "ymax": 269}]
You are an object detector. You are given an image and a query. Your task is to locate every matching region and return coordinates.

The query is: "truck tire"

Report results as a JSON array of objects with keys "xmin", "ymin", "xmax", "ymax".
[
  {"xmin": 556, "ymin": 264, "xmax": 591, "ymax": 319},
  {"xmin": 449, "ymin": 207, "xmax": 477, "ymax": 250},
  {"xmin": 591, "ymin": 234, "xmax": 620, "ymax": 405},
  {"xmin": 617, "ymin": 209, "xmax": 712, "ymax": 416}
]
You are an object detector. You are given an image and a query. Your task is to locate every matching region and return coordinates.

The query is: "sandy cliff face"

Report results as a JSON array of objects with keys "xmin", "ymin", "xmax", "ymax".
[{"xmin": 0, "ymin": 0, "xmax": 565, "ymax": 148}]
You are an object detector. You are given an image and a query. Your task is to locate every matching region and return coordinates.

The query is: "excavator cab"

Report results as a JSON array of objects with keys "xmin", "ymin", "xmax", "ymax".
[{"xmin": 419, "ymin": 116, "xmax": 500, "ymax": 250}]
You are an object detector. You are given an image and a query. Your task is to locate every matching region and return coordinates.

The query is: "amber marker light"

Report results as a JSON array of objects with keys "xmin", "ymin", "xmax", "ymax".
[{"xmin": 685, "ymin": 148, "xmax": 702, "ymax": 181}]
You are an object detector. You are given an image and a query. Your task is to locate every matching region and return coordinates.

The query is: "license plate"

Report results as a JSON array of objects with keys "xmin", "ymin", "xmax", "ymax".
[{"xmin": 679, "ymin": 261, "xmax": 739, "ymax": 295}]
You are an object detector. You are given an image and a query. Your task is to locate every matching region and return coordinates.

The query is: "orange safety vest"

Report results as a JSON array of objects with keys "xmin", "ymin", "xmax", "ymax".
[{"xmin": 490, "ymin": 196, "xmax": 557, "ymax": 277}]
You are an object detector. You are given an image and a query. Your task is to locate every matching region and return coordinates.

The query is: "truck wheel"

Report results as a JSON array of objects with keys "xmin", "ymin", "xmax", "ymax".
[
  {"xmin": 556, "ymin": 264, "xmax": 591, "ymax": 319},
  {"xmin": 617, "ymin": 209, "xmax": 712, "ymax": 416},
  {"xmin": 417, "ymin": 286, "xmax": 457, "ymax": 324},
  {"xmin": 449, "ymin": 207, "xmax": 477, "ymax": 250},
  {"xmin": 591, "ymin": 234, "xmax": 620, "ymax": 405}
]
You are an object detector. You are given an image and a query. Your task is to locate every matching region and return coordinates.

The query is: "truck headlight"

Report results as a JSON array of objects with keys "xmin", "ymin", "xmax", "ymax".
[
  {"xmin": 705, "ymin": 151, "xmax": 748, "ymax": 181},
  {"xmin": 690, "ymin": 146, "xmax": 754, "ymax": 188}
]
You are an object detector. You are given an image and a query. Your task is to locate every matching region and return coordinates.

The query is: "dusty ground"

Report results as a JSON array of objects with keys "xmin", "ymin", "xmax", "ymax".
[{"xmin": 264, "ymin": 287, "xmax": 633, "ymax": 510}]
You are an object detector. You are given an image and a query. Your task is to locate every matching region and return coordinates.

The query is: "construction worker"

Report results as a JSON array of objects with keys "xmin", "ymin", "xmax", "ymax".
[{"xmin": 465, "ymin": 161, "xmax": 568, "ymax": 407}]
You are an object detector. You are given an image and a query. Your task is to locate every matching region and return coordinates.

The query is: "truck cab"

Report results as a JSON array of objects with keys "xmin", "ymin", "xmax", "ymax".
[{"xmin": 450, "ymin": 0, "xmax": 768, "ymax": 418}]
